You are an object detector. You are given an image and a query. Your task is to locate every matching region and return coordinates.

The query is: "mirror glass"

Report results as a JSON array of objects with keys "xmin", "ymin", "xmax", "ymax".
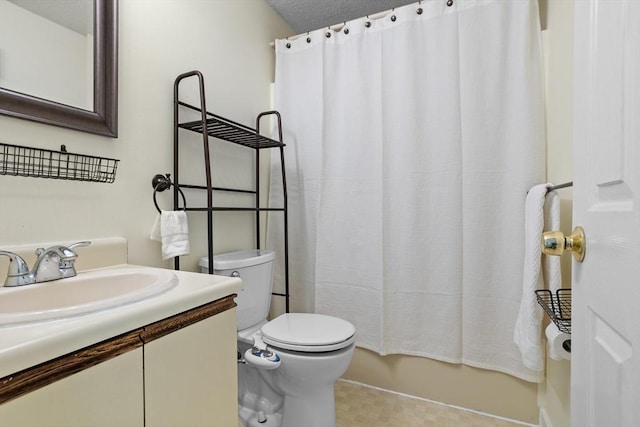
[
  {"xmin": 0, "ymin": 0, "xmax": 94, "ymax": 111},
  {"xmin": 0, "ymin": 0, "xmax": 117, "ymax": 137}
]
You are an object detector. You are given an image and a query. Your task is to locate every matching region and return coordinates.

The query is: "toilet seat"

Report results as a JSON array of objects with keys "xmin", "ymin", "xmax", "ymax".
[{"xmin": 261, "ymin": 313, "xmax": 356, "ymax": 352}]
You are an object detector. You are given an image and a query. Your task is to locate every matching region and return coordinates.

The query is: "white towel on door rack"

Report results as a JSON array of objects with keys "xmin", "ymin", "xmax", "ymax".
[
  {"xmin": 514, "ymin": 183, "xmax": 562, "ymax": 373},
  {"xmin": 544, "ymin": 189, "xmax": 562, "ymax": 293},
  {"xmin": 150, "ymin": 210, "xmax": 190, "ymax": 260}
]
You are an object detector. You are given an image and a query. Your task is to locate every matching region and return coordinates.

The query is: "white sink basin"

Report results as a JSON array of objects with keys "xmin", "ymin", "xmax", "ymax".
[{"xmin": 0, "ymin": 267, "xmax": 178, "ymax": 325}]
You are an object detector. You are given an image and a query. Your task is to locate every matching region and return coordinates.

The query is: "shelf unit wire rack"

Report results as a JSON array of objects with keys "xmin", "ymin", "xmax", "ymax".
[
  {"xmin": 535, "ymin": 288, "xmax": 571, "ymax": 334},
  {"xmin": 178, "ymin": 112, "xmax": 284, "ymax": 149},
  {"xmin": 0, "ymin": 143, "xmax": 119, "ymax": 183}
]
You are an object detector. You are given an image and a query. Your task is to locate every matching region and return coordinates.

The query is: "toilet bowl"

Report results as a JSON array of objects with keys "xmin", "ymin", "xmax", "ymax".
[
  {"xmin": 258, "ymin": 314, "xmax": 355, "ymax": 427},
  {"xmin": 237, "ymin": 314, "xmax": 355, "ymax": 427},
  {"xmin": 201, "ymin": 250, "xmax": 356, "ymax": 427}
]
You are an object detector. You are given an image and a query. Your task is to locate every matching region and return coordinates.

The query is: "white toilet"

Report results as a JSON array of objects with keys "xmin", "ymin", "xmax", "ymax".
[{"xmin": 200, "ymin": 250, "xmax": 356, "ymax": 427}]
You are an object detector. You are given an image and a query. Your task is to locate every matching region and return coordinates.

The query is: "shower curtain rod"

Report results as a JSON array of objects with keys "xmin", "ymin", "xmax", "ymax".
[{"xmin": 270, "ymin": 0, "xmax": 546, "ymax": 48}]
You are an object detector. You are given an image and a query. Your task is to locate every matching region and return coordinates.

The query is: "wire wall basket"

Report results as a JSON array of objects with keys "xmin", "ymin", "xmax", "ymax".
[
  {"xmin": 535, "ymin": 288, "xmax": 571, "ymax": 334},
  {"xmin": 0, "ymin": 143, "xmax": 119, "ymax": 183}
]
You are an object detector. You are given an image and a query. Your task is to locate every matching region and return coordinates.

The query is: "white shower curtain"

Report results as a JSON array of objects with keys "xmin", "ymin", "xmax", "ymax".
[{"xmin": 268, "ymin": 0, "xmax": 546, "ymax": 382}]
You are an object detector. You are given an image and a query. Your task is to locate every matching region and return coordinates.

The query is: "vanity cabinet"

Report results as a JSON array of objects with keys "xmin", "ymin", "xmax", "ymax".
[
  {"xmin": 0, "ymin": 296, "xmax": 238, "ymax": 427},
  {"xmin": 0, "ymin": 349, "xmax": 144, "ymax": 427},
  {"xmin": 144, "ymin": 308, "xmax": 238, "ymax": 426}
]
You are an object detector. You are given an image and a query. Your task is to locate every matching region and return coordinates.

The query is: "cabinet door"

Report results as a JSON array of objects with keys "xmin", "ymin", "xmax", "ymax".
[
  {"xmin": 0, "ymin": 348, "xmax": 144, "ymax": 427},
  {"xmin": 144, "ymin": 308, "xmax": 238, "ymax": 427}
]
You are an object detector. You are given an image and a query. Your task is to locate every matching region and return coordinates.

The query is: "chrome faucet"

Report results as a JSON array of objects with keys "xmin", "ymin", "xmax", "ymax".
[
  {"xmin": 0, "ymin": 241, "xmax": 91, "ymax": 287},
  {"xmin": 0, "ymin": 251, "xmax": 32, "ymax": 286}
]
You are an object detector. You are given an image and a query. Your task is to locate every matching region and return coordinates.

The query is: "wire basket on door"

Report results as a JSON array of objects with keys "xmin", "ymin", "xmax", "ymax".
[{"xmin": 535, "ymin": 288, "xmax": 571, "ymax": 334}]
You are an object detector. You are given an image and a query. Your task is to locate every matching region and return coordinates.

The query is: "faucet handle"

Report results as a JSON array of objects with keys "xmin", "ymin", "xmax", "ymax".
[
  {"xmin": 59, "ymin": 241, "xmax": 91, "ymax": 278},
  {"xmin": 35, "ymin": 241, "xmax": 91, "ymax": 259},
  {"xmin": 0, "ymin": 251, "xmax": 34, "ymax": 287},
  {"xmin": 35, "ymin": 245, "xmax": 77, "ymax": 261},
  {"xmin": 68, "ymin": 241, "xmax": 91, "ymax": 251}
]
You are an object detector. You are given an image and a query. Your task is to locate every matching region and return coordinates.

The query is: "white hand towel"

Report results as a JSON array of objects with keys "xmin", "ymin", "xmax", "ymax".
[
  {"xmin": 150, "ymin": 213, "xmax": 162, "ymax": 241},
  {"xmin": 514, "ymin": 183, "xmax": 551, "ymax": 372},
  {"xmin": 544, "ymin": 190, "xmax": 562, "ymax": 293},
  {"xmin": 150, "ymin": 210, "xmax": 189, "ymax": 260}
]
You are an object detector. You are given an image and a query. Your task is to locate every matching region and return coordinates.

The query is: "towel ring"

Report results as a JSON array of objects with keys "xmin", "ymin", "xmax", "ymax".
[{"xmin": 152, "ymin": 173, "xmax": 187, "ymax": 213}]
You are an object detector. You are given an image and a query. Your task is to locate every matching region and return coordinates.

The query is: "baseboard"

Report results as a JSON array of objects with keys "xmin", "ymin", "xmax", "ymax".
[{"xmin": 339, "ymin": 379, "xmax": 538, "ymax": 426}]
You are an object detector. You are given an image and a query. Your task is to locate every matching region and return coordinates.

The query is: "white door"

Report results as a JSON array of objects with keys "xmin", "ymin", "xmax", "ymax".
[{"xmin": 572, "ymin": 1, "xmax": 640, "ymax": 426}]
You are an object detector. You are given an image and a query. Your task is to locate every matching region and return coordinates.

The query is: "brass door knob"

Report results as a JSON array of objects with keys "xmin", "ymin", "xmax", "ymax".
[{"xmin": 541, "ymin": 226, "xmax": 586, "ymax": 262}]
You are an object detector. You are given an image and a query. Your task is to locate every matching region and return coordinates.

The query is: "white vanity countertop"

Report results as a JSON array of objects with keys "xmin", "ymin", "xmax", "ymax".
[{"xmin": 0, "ymin": 265, "xmax": 241, "ymax": 378}]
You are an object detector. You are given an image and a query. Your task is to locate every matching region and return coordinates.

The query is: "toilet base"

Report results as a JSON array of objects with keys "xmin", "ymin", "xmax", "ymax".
[
  {"xmin": 239, "ymin": 378, "xmax": 338, "ymax": 427},
  {"xmin": 280, "ymin": 390, "xmax": 337, "ymax": 427},
  {"xmin": 238, "ymin": 359, "xmax": 283, "ymax": 426},
  {"xmin": 237, "ymin": 328, "xmax": 354, "ymax": 427},
  {"xmin": 257, "ymin": 344, "xmax": 353, "ymax": 427},
  {"xmin": 239, "ymin": 405, "xmax": 282, "ymax": 427}
]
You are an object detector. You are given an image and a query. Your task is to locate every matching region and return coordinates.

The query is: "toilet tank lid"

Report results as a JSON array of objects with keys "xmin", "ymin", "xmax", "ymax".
[{"xmin": 199, "ymin": 249, "xmax": 275, "ymax": 270}]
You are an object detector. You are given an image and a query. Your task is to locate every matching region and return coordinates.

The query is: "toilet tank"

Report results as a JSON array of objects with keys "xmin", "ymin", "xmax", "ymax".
[{"xmin": 199, "ymin": 250, "xmax": 275, "ymax": 331}]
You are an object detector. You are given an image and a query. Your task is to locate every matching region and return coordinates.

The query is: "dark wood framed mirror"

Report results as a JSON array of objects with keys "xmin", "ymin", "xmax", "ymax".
[{"xmin": 0, "ymin": 0, "xmax": 118, "ymax": 137}]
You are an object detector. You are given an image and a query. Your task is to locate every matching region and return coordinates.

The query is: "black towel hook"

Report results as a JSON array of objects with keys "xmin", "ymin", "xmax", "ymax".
[{"xmin": 152, "ymin": 173, "xmax": 187, "ymax": 213}]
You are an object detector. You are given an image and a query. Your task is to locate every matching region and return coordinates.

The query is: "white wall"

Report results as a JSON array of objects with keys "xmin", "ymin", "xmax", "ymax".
[{"xmin": 0, "ymin": 1, "xmax": 293, "ymax": 275}]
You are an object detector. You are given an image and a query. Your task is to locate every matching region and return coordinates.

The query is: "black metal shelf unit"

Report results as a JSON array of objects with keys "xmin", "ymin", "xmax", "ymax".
[{"xmin": 172, "ymin": 70, "xmax": 290, "ymax": 312}]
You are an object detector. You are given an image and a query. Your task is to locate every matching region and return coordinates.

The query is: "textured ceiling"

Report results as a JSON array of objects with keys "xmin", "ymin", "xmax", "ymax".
[
  {"xmin": 9, "ymin": 0, "xmax": 417, "ymax": 37},
  {"xmin": 265, "ymin": 0, "xmax": 418, "ymax": 34}
]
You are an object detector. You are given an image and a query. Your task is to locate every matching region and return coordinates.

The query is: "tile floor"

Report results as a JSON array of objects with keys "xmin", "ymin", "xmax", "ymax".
[
  {"xmin": 239, "ymin": 380, "xmax": 532, "ymax": 427},
  {"xmin": 334, "ymin": 380, "xmax": 529, "ymax": 427}
]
